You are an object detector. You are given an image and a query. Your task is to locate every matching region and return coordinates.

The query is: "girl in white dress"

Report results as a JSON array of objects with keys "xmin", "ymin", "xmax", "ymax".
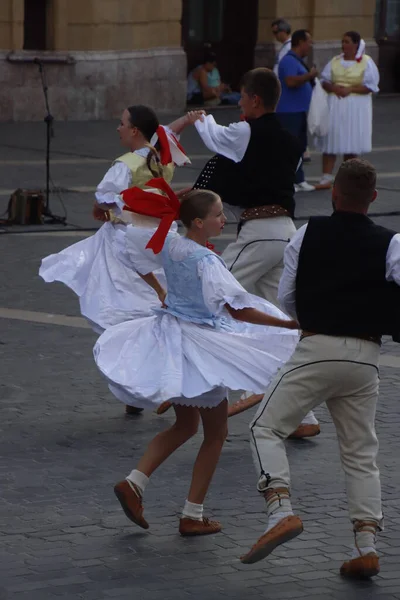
[
  {"xmin": 94, "ymin": 186, "xmax": 299, "ymax": 535},
  {"xmin": 39, "ymin": 105, "xmax": 191, "ymax": 414},
  {"xmin": 319, "ymin": 32, "xmax": 380, "ymax": 185}
]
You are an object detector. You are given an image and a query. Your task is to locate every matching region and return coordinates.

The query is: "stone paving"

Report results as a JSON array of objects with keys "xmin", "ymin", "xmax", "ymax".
[{"xmin": 1, "ymin": 98, "xmax": 400, "ymax": 599}]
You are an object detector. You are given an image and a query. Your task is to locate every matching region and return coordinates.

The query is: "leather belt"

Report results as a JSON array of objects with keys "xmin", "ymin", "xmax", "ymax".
[
  {"xmin": 240, "ymin": 204, "xmax": 290, "ymax": 222},
  {"xmin": 300, "ymin": 331, "xmax": 382, "ymax": 346}
]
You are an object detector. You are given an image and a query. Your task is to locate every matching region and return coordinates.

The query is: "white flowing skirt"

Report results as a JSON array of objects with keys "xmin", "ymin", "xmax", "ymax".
[
  {"xmin": 39, "ymin": 222, "xmax": 166, "ymax": 332},
  {"xmin": 320, "ymin": 94, "xmax": 373, "ymax": 155},
  {"xmin": 94, "ymin": 308, "xmax": 298, "ymax": 410}
]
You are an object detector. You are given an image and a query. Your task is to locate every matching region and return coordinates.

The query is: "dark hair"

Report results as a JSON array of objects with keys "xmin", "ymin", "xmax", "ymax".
[
  {"xmin": 204, "ymin": 51, "xmax": 217, "ymax": 65},
  {"xmin": 271, "ymin": 19, "xmax": 291, "ymax": 34},
  {"xmin": 240, "ymin": 67, "xmax": 281, "ymax": 110},
  {"xmin": 127, "ymin": 105, "xmax": 159, "ymax": 140},
  {"xmin": 291, "ymin": 29, "xmax": 310, "ymax": 47},
  {"xmin": 126, "ymin": 104, "xmax": 162, "ymax": 178},
  {"xmin": 334, "ymin": 158, "xmax": 376, "ymax": 206},
  {"xmin": 179, "ymin": 189, "xmax": 221, "ymax": 228},
  {"xmin": 344, "ymin": 30, "xmax": 361, "ymax": 46}
]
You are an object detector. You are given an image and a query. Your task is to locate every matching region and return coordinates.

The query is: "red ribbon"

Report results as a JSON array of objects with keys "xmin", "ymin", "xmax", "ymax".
[
  {"xmin": 169, "ymin": 131, "xmax": 188, "ymax": 157},
  {"xmin": 121, "ymin": 178, "xmax": 180, "ymax": 254},
  {"xmin": 205, "ymin": 241, "xmax": 220, "ymax": 255},
  {"xmin": 156, "ymin": 126, "xmax": 189, "ymax": 165},
  {"xmin": 155, "ymin": 126, "xmax": 172, "ymax": 165},
  {"xmin": 121, "ymin": 178, "xmax": 221, "ymax": 256}
]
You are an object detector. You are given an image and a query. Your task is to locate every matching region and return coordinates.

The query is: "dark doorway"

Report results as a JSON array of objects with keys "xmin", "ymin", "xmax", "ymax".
[
  {"xmin": 375, "ymin": 0, "xmax": 400, "ymax": 92},
  {"xmin": 24, "ymin": 0, "xmax": 47, "ymax": 50},
  {"xmin": 181, "ymin": 0, "xmax": 258, "ymax": 90}
]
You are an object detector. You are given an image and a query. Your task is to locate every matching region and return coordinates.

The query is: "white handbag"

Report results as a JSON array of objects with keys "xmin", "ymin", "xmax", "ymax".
[{"xmin": 308, "ymin": 78, "xmax": 329, "ymax": 138}]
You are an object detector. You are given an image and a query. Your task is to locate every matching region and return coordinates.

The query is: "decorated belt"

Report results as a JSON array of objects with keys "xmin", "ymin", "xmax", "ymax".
[
  {"xmin": 240, "ymin": 204, "xmax": 290, "ymax": 222},
  {"xmin": 300, "ymin": 331, "xmax": 382, "ymax": 346}
]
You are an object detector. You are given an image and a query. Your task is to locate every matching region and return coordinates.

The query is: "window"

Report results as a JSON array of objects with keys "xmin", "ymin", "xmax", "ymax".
[
  {"xmin": 375, "ymin": 0, "xmax": 400, "ymax": 39},
  {"xmin": 187, "ymin": 0, "xmax": 205, "ymax": 42},
  {"xmin": 208, "ymin": 0, "xmax": 224, "ymax": 43},
  {"xmin": 24, "ymin": 0, "xmax": 47, "ymax": 50},
  {"xmin": 386, "ymin": 0, "xmax": 400, "ymax": 36},
  {"xmin": 375, "ymin": 0, "xmax": 383, "ymax": 37},
  {"xmin": 186, "ymin": 0, "xmax": 224, "ymax": 44}
]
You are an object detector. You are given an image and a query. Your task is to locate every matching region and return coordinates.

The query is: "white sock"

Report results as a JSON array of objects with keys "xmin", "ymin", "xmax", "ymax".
[
  {"xmin": 265, "ymin": 510, "xmax": 293, "ymax": 533},
  {"xmin": 182, "ymin": 500, "xmax": 203, "ymax": 521},
  {"xmin": 264, "ymin": 488, "xmax": 293, "ymax": 533},
  {"xmin": 301, "ymin": 411, "xmax": 319, "ymax": 425},
  {"xmin": 351, "ymin": 525, "xmax": 377, "ymax": 558},
  {"xmin": 126, "ymin": 469, "xmax": 149, "ymax": 497},
  {"xmin": 321, "ymin": 173, "xmax": 334, "ymax": 181}
]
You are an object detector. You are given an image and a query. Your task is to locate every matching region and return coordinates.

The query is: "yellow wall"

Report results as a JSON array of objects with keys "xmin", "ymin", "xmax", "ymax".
[
  {"xmin": 0, "ymin": 0, "xmax": 23, "ymax": 50},
  {"xmin": 258, "ymin": 0, "xmax": 376, "ymax": 43},
  {"xmin": 311, "ymin": 0, "xmax": 375, "ymax": 40},
  {"xmin": 0, "ymin": 0, "xmax": 183, "ymax": 51},
  {"xmin": 65, "ymin": 0, "xmax": 182, "ymax": 50},
  {"xmin": 1, "ymin": 0, "xmax": 377, "ymax": 52}
]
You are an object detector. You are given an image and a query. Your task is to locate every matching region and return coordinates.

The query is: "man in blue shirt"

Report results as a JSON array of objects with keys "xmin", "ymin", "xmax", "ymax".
[{"xmin": 277, "ymin": 30, "xmax": 317, "ymax": 192}]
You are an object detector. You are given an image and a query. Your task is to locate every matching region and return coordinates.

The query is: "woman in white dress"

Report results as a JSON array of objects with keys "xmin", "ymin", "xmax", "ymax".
[
  {"xmin": 39, "ymin": 105, "xmax": 191, "ymax": 414},
  {"xmin": 94, "ymin": 187, "xmax": 299, "ymax": 536},
  {"xmin": 319, "ymin": 31, "xmax": 380, "ymax": 185}
]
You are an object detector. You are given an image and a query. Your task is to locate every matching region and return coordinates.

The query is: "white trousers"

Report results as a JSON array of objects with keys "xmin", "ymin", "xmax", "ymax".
[
  {"xmin": 221, "ymin": 211, "xmax": 317, "ymax": 426},
  {"xmin": 222, "ymin": 214, "xmax": 296, "ymax": 306},
  {"xmin": 250, "ymin": 334, "xmax": 383, "ymax": 525}
]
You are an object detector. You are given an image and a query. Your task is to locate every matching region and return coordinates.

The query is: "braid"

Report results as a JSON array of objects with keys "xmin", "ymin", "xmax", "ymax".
[{"xmin": 145, "ymin": 142, "xmax": 164, "ymax": 178}]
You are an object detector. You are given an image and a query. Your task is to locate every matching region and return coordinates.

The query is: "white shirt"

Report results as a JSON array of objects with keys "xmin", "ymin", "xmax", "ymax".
[
  {"xmin": 278, "ymin": 223, "xmax": 400, "ymax": 319},
  {"xmin": 273, "ymin": 38, "xmax": 292, "ymax": 75},
  {"xmin": 195, "ymin": 115, "xmax": 251, "ymax": 163}
]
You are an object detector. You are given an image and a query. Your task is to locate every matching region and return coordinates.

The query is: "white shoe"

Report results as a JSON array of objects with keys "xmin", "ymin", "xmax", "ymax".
[
  {"xmin": 319, "ymin": 174, "xmax": 334, "ymax": 185},
  {"xmin": 294, "ymin": 181, "xmax": 315, "ymax": 193}
]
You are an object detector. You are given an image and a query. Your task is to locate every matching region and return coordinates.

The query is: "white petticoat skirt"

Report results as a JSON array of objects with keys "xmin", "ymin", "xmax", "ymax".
[
  {"xmin": 39, "ymin": 222, "xmax": 166, "ymax": 332},
  {"xmin": 39, "ymin": 221, "xmax": 166, "ymax": 407},
  {"xmin": 93, "ymin": 308, "xmax": 298, "ymax": 410},
  {"xmin": 319, "ymin": 94, "xmax": 373, "ymax": 155}
]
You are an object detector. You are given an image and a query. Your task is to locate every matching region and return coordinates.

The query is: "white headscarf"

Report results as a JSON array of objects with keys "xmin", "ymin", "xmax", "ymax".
[{"xmin": 355, "ymin": 38, "xmax": 366, "ymax": 62}]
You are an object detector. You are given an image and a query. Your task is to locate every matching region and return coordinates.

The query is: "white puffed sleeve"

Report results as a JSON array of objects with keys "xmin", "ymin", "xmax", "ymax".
[
  {"xmin": 95, "ymin": 162, "xmax": 132, "ymax": 212},
  {"xmin": 363, "ymin": 58, "xmax": 380, "ymax": 93},
  {"xmin": 199, "ymin": 254, "xmax": 281, "ymax": 315},
  {"xmin": 320, "ymin": 60, "xmax": 333, "ymax": 83},
  {"xmin": 194, "ymin": 115, "xmax": 251, "ymax": 163}
]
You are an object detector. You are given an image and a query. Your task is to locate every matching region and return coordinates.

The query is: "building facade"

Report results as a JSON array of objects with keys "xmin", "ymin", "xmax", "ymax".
[{"xmin": 0, "ymin": 0, "xmax": 398, "ymax": 121}]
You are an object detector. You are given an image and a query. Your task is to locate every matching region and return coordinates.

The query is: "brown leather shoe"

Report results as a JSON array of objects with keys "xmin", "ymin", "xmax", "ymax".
[
  {"xmin": 125, "ymin": 405, "xmax": 143, "ymax": 416},
  {"xmin": 228, "ymin": 394, "xmax": 264, "ymax": 417},
  {"xmin": 288, "ymin": 424, "xmax": 320, "ymax": 439},
  {"xmin": 340, "ymin": 553, "xmax": 380, "ymax": 578},
  {"xmin": 114, "ymin": 480, "xmax": 149, "ymax": 529},
  {"xmin": 240, "ymin": 515, "xmax": 303, "ymax": 564},
  {"xmin": 156, "ymin": 401, "xmax": 173, "ymax": 415},
  {"xmin": 179, "ymin": 517, "xmax": 222, "ymax": 536}
]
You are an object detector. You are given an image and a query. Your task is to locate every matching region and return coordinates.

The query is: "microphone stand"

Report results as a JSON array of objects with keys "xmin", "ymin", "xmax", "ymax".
[{"xmin": 35, "ymin": 58, "xmax": 66, "ymax": 225}]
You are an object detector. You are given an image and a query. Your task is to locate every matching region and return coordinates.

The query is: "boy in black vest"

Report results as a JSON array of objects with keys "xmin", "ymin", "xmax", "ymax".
[
  {"xmin": 192, "ymin": 67, "xmax": 320, "ymax": 436},
  {"xmin": 241, "ymin": 158, "xmax": 400, "ymax": 578}
]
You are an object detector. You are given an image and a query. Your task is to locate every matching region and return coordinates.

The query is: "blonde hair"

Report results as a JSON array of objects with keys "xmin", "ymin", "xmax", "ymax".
[
  {"xmin": 334, "ymin": 158, "xmax": 376, "ymax": 207},
  {"xmin": 179, "ymin": 189, "xmax": 221, "ymax": 228}
]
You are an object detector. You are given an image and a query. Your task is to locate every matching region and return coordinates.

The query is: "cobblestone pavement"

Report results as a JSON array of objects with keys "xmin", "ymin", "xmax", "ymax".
[{"xmin": 1, "ymin": 98, "xmax": 400, "ymax": 599}]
